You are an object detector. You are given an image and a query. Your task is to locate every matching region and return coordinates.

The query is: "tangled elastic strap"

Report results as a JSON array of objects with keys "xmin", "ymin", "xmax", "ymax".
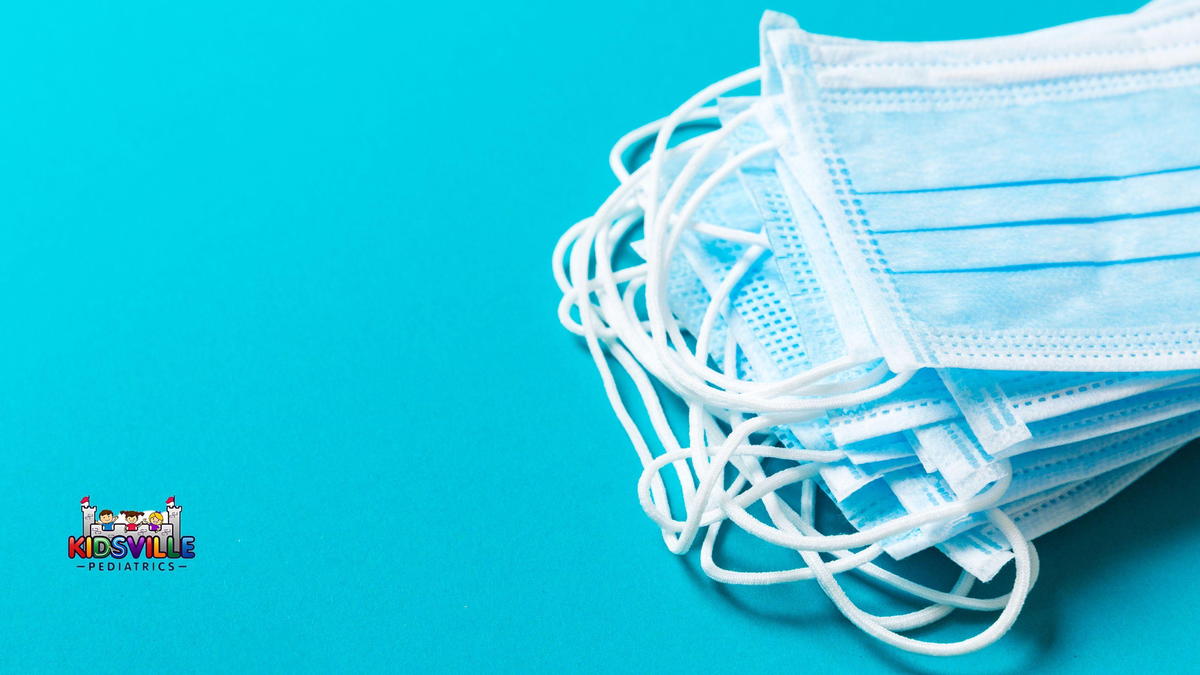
[{"xmin": 552, "ymin": 67, "xmax": 1039, "ymax": 655}]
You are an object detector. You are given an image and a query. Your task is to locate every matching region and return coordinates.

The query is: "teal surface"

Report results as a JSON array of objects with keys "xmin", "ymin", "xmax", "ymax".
[{"xmin": 6, "ymin": 1, "xmax": 1198, "ymax": 672}]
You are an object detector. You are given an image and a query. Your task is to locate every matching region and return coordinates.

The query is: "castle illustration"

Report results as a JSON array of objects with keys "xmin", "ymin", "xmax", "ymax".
[{"xmin": 80, "ymin": 496, "xmax": 183, "ymax": 549}]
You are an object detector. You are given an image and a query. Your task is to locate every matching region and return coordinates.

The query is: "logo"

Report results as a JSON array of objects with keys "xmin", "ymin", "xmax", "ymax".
[{"xmin": 69, "ymin": 496, "xmax": 195, "ymax": 572}]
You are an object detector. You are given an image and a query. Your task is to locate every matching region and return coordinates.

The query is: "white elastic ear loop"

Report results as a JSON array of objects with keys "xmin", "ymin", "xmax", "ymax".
[
  {"xmin": 773, "ymin": 499, "xmax": 1010, "ymax": 616},
  {"xmin": 688, "ymin": 220, "xmax": 771, "ymax": 247},
  {"xmin": 562, "ymin": 72, "xmax": 943, "ymax": 556},
  {"xmin": 564, "ymin": 193, "xmax": 687, "ymax": 545},
  {"xmin": 644, "ymin": 67, "xmax": 761, "ymax": 230},
  {"xmin": 691, "ymin": 243, "xmax": 766, "ymax": 372},
  {"xmin": 716, "ymin": 462, "xmax": 1011, "ymax": 552},
  {"xmin": 571, "ymin": 126, "xmax": 913, "ymax": 415},
  {"xmin": 558, "ymin": 117, "xmax": 712, "ymax": 301},
  {"xmin": 607, "ymin": 339, "xmax": 698, "ymax": 505},
  {"xmin": 799, "ymin": 510, "xmax": 1036, "ymax": 655},
  {"xmin": 643, "ymin": 419, "xmax": 1011, "ymax": 550},
  {"xmin": 598, "ymin": 224, "xmax": 912, "ymax": 412},
  {"xmin": 695, "ymin": 429, "xmax": 883, "ymax": 585},
  {"xmin": 601, "ymin": 344, "xmax": 823, "ymax": 549},
  {"xmin": 637, "ymin": 78, "xmax": 876, "ymax": 402},
  {"xmin": 639, "ymin": 445, "xmax": 831, "ymax": 527},
  {"xmin": 682, "ymin": 225, "xmax": 887, "ymax": 397},
  {"xmin": 637, "ymin": 396, "xmax": 909, "ymax": 551},
  {"xmin": 771, "ymin": 471, "xmax": 1040, "ymax": 614},
  {"xmin": 602, "ymin": 290, "xmax": 804, "ymax": 529},
  {"xmin": 635, "ymin": 127, "xmax": 902, "ymax": 407},
  {"xmin": 592, "ymin": 233, "xmax": 915, "ymax": 413},
  {"xmin": 554, "ymin": 210, "xmax": 639, "ymax": 337},
  {"xmin": 701, "ymin": 519, "xmax": 884, "ymax": 583},
  {"xmin": 560, "ymin": 128, "xmax": 752, "ymax": 340},
  {"xmin": 651, "ymin": 415, "xmax": 798, "ymax": 552},
  {"xmin": 617, "ymin": 273, "xmax": 798, "ymax": 512},
  {"xmin": 641, "ymin": 110, "xmax": 792, "ymax": 394},
  {"xmin": 700, "ymin": 494, "xmax": 1008, "ymax": 619},
  {"xmin": 693, "ymin": 418, "xmax": 1026, "ymax": 614},
  {"xmin": 686, "ymin": 329, "xmax": 742, "ymax": 485},
  {"xmin": 566, "ymin": 273, "xmax": 828, "ymax": 541},
  {"xmin": 757, "ymin": 477, "xmax": 971, "ymax": 631},
  {"xmin": 555, "ymin": 198, "xmax": 645, "ymax": 335},
  {"xmin": 568, "ymin": 255, "xmax": 1024, "ymax": 633},
  {"xmin": 701, "ymin": 461, "xmax": 1023, "ymax": 613},
  {"xmin": 609, "ymin": 107, "xmax": 721, "ymax": 182},
  {"xmin": 630, "ymin": 81, "xmax": 847, "ymax": 398},
  {"xmin": 703, "ymin": 444, "xmax": 1028, "ymax": 613},
  {"xmin": 626, "ymin": 370, "xmax": 914, "ymax": 552},
  {"xmin": 559, "ymin": 265, "xmax": 645, "ymax": 338},
  {"xmin": 557, "ymin": 211, "xmax": 642, "ymax": 296}
]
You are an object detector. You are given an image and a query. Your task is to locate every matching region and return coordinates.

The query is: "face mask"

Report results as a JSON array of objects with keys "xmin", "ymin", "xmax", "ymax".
[
  {"xmin": 829, "ymin": 367, "xmax": 1196, "ymax": 448},
  {"xmin": 821, "ymin": 376, "xmax": 1200, "ymax": 500},
  {"xmin": 648, "ymin": 0, "xmax": 1200, "ymax": 494},
  {"xmin": 649, "ymin": 112, "xmax": 929, "ymax": 460},
  {"xmin": 912, "ymin": 384, "xmax": 1200, "ymax": 497},
  {"xmin": 650, "ymin": 140, "xmax": 932, "ymax": 474},
  {"xmin": 764, "ymin": 9, "xmax": 1200, "ymax": 373},
  {"xmin": 645, "ymin": 131, "xmax": 847, "ymax": 391},
  {"xmin": 663, "ymin": 103, "xmax": 1200, "ymax": 519},
  {"xmin": 720, "ymin": 96, "xmax": 879, "ymax": 365},
  {"xmin": 940, "ymin": 446, "xmax": 1180, "ymax": 581},
  {"xmin": 753, "ymin": 3, "xmax": 1192, "ymax": 98},
  {"xmin": 875, "ymin": 411, "xmax": 1200, "ymax": 559},
  {"xmin": 820, "ymin": 452, "xmax": 922, "ymax": 501},
  {"xmin": 663, "ymin": 243, "xmax": 916, "ymax": 504},
  {"xmin": 752, "ymin": 2, "xmax": 1200, "ymax": 366},
  {"xmin": 710, "ymin": 101, "xmax": 1200, "ymax": 452},
  {"xmin": 558, "ymin": 2, "xmax": 1200, "ymax": 657}
]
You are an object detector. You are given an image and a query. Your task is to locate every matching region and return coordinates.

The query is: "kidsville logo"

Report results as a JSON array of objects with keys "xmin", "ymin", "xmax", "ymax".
[{"xmin": 69, "ymin": 496, "xmax": 195, "ymax": 572}]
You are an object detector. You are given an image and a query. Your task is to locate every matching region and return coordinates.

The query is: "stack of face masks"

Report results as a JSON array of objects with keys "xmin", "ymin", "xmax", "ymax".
[{"xmin": 553, "ymin": 0, "xmax": 1200, "ymax": 655}]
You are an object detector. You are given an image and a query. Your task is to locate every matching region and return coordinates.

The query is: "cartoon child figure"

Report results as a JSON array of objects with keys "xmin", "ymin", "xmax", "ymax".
[
  {"xmin": 98, "ymin": 510, "xmax": 116, "ymax": 531},
  {"xmin": 122, "ymin": 511, "xmax": 142, "ymax": 531},
  {"xmin": 146, "ymin": 511, "xmax": 163, "ymax": 531}
]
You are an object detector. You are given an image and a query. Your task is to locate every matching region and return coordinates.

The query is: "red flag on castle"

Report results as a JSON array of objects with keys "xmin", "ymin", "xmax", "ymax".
[
  {"xmin": 166, "ymin": 496, "xmax": 175, "ymax": 507},
  {"xmin": 81, "ymin": 496, "xmax": 90, "ymax": 506}
]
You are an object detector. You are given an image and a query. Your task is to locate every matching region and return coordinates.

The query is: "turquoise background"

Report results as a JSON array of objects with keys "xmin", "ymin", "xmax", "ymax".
[{"xmin": 5, "ymin": 1, "xmax": 1197, "ymax": 672}]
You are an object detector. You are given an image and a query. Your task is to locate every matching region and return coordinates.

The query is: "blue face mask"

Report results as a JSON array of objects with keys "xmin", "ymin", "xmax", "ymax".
[
  {"xmin": 882, "ymin": 410, "xmax": 1200, "ymax": 555},
  {"xmin": 661, "ymin": 64, "xmax": 1200, "ymax": 510},
  {"xmin": 643, "ymin": 136, "xmax": 823, "ymax": 386},
  {"xmin": 558, "ymin": 0, "xmax": 1200, "ymax": 657},
  {"xmin": 656, "ymin": 135, "xmax": 1190, "ymax": 476},
  {"xmin": 941, "ymin": 445, "xmax": 1179, "ymax": 581},
  {"xmin": 703, "ymin": 97, "xmax": 1200, "ymax": 460},
  {"xmin": 651, "ymin": 98, "xmax": 1199, "ymax": 514},
  {"xmin": 912, "ymin": 383, "xmax": 1200, "ymax": 497},
  {"xmin": 765, "ymin": 9, "xmax": 1200, "ymax": 373}
]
